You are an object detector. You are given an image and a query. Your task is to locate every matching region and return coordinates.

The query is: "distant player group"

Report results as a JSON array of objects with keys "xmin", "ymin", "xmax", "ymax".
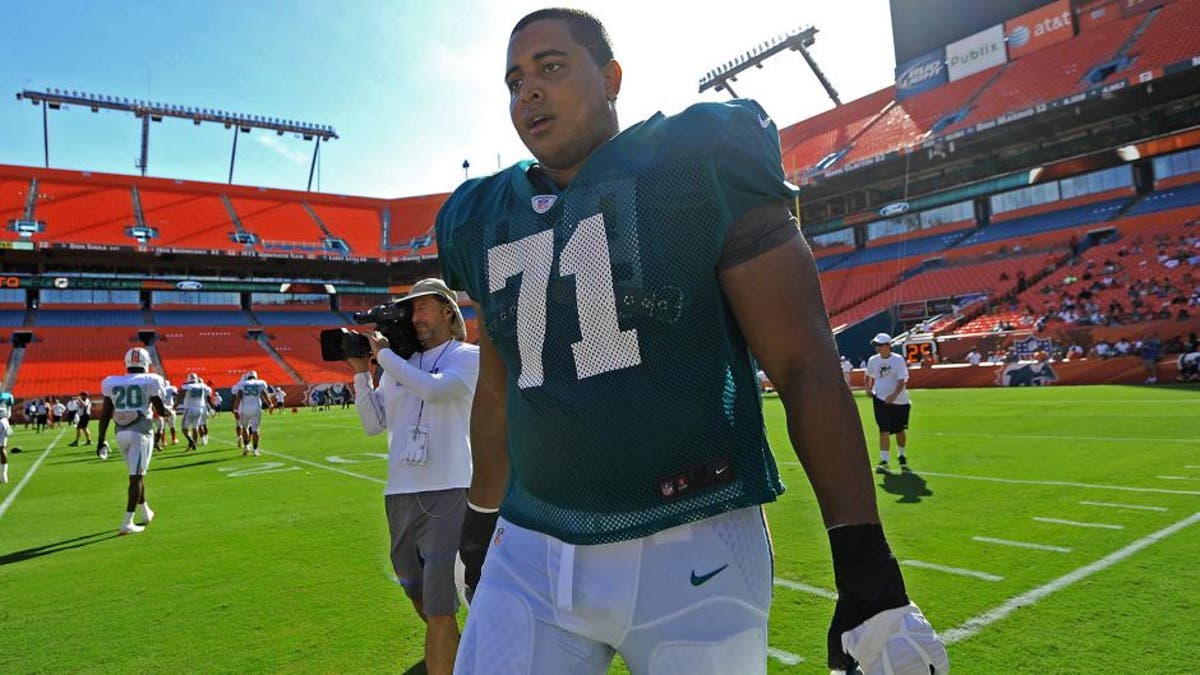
[{"xmin": 82, "ymin": 347, "xmax": 279, "ymax": 534}]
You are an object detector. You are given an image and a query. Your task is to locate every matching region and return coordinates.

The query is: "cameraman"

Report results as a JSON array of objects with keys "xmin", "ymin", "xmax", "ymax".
[{"xmin": 347, "ymin": 278, "xmax": 479, "ymax": 675}]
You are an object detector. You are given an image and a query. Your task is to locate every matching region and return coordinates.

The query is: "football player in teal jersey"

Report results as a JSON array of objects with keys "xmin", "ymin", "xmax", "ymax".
[{"xmin": 439, "ymin": 9, "xmax": 947, "ymax": 675}]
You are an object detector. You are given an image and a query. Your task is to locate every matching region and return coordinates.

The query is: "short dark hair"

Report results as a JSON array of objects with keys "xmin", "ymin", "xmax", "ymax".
[{"xmin": 512, "ymin": 8, "xmax": 613, "ymax": 67}]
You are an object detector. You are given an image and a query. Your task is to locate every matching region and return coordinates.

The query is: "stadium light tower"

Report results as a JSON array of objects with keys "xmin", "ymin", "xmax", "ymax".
[
  {"xmin": 698, "ymin": 25, "xmax": 841, "ymax": 106},
  {"xmin": 15, "ymin": 88, "xmax": 338, "ymax": 191}
]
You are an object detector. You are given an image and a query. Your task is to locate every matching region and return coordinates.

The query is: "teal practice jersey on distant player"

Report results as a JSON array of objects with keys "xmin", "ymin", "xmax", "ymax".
[{"xmin": 438, "ymin": 99, "xmax": 798, "ymax": 545}]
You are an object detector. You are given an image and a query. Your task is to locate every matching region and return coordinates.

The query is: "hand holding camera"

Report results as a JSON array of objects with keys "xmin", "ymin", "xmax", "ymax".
[{"xmin": 320, "ymin": 300, "xmax": 421, "ymax": 364}]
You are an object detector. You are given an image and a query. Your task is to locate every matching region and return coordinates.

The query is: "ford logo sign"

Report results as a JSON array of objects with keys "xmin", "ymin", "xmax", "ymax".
[
  {"xmin": 176, "ymin": 280, "xmax": 204, "ymax": 291},
  {"xmin": 879, "ymin": 202, "xmax": 911, "ymax": 217},
  {"xmin": 53, "ymin": 277, "xmax": 69, "ymax": 289}
]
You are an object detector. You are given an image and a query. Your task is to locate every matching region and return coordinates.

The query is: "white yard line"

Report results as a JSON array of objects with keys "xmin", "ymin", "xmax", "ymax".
[
  {"xmin": 773, "ymin": 577, "xmax": 838, "ymax": 600},
  {"xmin": 767, "ymin": 647, "xmax": 804, "ymax": 666},
  {"xmin": 1079, "ymin": 500, "xmax": 1167, "ymax": 512},
  {"xmin": 900, "ymin": 560, "xmax": 1003, "ymax": 582},
  {"xmin": 777, "ymin": 463, "xmax": 1200, "ymax": 496},
  {"xmin": 0, "ymin": 429, "xmax": 69, "ymax": 522},
  {"xmin": 925, "ymin": 431, "xmax": 1195, "ymax": 444},
  {"xmin": 1033, "ymin": 517, "xmax": 1123, "ymax": 530},
  {"xmin": 943, "ymin": 511, "xmax": 1200, "ymax": 644},
  {"xmin": 213, "ymin": 439, "xmax": 385, "ymax": 485},
  {"xmin": 1156, "ymin": 475, "xmax": 1200, "ymax": 481},
  {"xmin": 914, "ymin": 470, "xmax": 1200, "ymax": 497},
  {"xmin": 972, "ymin": 536, "xmax": 1071, "ymax": 553}
]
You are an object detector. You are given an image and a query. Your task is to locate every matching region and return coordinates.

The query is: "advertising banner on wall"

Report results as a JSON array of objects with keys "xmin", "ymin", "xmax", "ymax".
[
  {"xmin": 1078, "ymin": 0, "xmax": 1122, "ymax": 31},
  {"xmin": 946, "ymin": 24, "xmax": 1007, "ymax": 81},
  {"xmin": 1005, "ymin": 0, "xmax": 1075, "ymax": 60},
  {"xmin": 895, "ymin": 47, "xmax": 948, "ymax": 100}
]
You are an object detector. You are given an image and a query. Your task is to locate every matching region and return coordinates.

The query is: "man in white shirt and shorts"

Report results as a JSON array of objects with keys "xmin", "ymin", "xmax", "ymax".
[{"xmin": 865, "ymin": 333, "xmax": 912, "ymax": 473}]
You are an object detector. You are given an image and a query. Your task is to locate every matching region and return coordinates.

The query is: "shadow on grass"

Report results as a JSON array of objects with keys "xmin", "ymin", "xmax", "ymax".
[
  {"xmin": 0, "ymin": 530, "xmax": 118, "ymax": 567},
  {"xmin": 401, "ymin": 660, "xmax": 427, "ymax": 675},
  {"xmin": 879, "ymin": 469, "xmax": 933, "ymax": 504},
  {"xmin": 155, "ymin": 457, "xmax": 236, "ymax": 472}
]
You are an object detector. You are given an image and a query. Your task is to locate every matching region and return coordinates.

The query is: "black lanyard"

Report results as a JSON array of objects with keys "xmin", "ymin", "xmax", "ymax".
[{"xmin": 414, "ymin": 341, "xmax": 452, "ymax": 426}]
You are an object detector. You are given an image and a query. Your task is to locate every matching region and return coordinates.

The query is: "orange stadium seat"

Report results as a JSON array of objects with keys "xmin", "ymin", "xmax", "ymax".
[
  {"xmin": 28, "ymin": 181, "xmax": 137, "ymax": 247},
  {"xmin": 13, "ymin": 328, "xmax": 142, "ymax": 398},
  {"xmin": 265, "ymin": 326, "xmax": 356, "ymax": 385},
  {"xmin": 1122, "ymin": 0, "xmax": 1200, "ymax": 82},
  {"xmin": 388, "ymin": 192, "xmax": 447, "ymax": 257},
  {"xmin": 228, "ymin": 196, "xmax": 327, "ymax": 251},
  {"xmin": 155, "ymin": 328, "xmax": 294, "ymax": 387},
  {"xmin": 780, "ymin": 88, "xmax": 894, "ymax": 176},
  {"xmin": 0, "ymin": 177, "xmax": 32, "ymax": 241},
  {"xmin": 139, "ymin": 189, "xmax": 243, "ymax": 253},
  {"xmin": 308, "ymin": 202, "xmax": 385, "ymax": 257}
]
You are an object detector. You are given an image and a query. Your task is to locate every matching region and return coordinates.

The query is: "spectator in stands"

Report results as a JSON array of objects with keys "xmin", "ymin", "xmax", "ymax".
[
  {"xmin": 1188, "ymin": 332, "xmax": 1199, "ymax": 353},
  {"xmin": 1067, "ymin": 343, "xmax": 1085, "ymax": 360},
  {"xmin": 1093, "ymin": 341, "xmax": 1113, "ymax": 359},
  {"xmin": 68, "ymin": 392, "xmax": 93, "ymax": 447},
  {"xmin": 1139, "ymin": 333, "xmax": 1162, "ymax": 384},
  {"xmin": 348, "ymin": 279, "xmax": 477, "ymax": 675},
  {"xmin": 1115, "ymin": 337, "xmax": 1132, "ymax": 356},
  {"xmin": 966, "ymin": 348, "xmax": 982, "ymax": 366}
]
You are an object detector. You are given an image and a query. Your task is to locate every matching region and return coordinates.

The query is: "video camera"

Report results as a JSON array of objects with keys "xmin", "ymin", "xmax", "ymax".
[{"xmin": 320, "ymin": 301, "xmax": 422, "ymax": 362}]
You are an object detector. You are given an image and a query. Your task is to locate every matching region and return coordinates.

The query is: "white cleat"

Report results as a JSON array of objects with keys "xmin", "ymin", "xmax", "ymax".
[
  {"xmin": 252, "ymin": 449, "xmax": 260, "ymax": 457},
  {"xmin": 201, "ymin": 435, "xmax": 209, "ymax": 446},
  {"xmin": 1, "ymin": 469, "xmax": 8, "ymax": 484},
  {"xmin": 140, "ymin": 506, "xmax": 155, "ymax": 525},
  {"xmin": 118, "ymin": 523, "xmax": 145, "ymax": 536}
]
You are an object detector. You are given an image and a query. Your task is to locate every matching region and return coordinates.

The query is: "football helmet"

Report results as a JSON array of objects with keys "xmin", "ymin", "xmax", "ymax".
[
  {"xmin": 245, "ymin": 370, "xmax": 258, "ymax": 380},
  {"xmin": 124, "ymin": 347, "xmax": 152, "ymax": 371}
]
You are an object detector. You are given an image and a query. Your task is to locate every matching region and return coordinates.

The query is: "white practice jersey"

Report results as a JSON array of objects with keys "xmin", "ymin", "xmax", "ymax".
[
  {"xmin": 101, "ymin": 371, "xmax": 165, "ymax": 434},
  {"xmin": 866, "ymin": 353, "xmax": 911, "ymax": 405},
  {"xmin": 180, "ymin": 383, "xmax": 213, "ymax": 411},
  {"xmin": 232, "ymin": 378, "xmax": 270, "ymax": 414},
  {"xmin": 161, "ymin": 385, "xmax": 179, "ymax": 409}
]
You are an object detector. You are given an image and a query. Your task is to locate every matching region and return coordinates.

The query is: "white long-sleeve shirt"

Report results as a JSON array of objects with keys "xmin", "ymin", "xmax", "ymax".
[{"xmin": 354, "ymin": 339, "xmax": 479, "ymax": 495}]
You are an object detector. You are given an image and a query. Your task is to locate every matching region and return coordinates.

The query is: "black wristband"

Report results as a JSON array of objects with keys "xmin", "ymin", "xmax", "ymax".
[
  {"xmin": 829, "ymin": 523, "xmax": 909, "ymax": 620},
  {"xmin": 826, "ymin": 524, "xmax": 910, "ymax": 669}
]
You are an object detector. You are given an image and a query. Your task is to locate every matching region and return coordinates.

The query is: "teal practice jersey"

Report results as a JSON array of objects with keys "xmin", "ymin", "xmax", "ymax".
[{"xmin": 438, "ymin": 99, "xmax": 797, "ymax": 545}]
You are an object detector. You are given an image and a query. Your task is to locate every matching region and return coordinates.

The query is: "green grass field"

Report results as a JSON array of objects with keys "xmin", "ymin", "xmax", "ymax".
[{"xmin": 1, "ymin": 385, "xmax": 1197, "ymax": 674}]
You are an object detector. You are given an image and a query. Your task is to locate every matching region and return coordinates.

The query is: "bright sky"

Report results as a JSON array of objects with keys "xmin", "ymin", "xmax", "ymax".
[{"xmin": 0, "ymin": 0, "xmax": 896, "ymax": 199}]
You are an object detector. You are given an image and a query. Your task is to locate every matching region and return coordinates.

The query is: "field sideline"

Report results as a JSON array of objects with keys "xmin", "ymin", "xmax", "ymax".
[{"xmin": 1, "ymin": 385, "xmax": 1196, "ymax": 673}]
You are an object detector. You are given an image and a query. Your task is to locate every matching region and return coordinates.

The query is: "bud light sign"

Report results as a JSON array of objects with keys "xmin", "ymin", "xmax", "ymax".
[{"xmin": 895, "ymin": 47, "xmax": 947, "ymax": 100}]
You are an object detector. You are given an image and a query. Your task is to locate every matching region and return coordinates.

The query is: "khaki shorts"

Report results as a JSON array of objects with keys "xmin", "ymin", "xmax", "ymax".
[{"xmin": 385, "ymin": 488, "xmax": 467, "ymax": 616}]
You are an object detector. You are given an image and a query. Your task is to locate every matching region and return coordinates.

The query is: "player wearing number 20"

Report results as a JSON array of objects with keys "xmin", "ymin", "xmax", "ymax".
[
  {"xmin": 437, "ymin": 9, "xmax": 947, "ymax": 675},
  {"xmin": 97, "ymin": 347, "xmax": 171, "ymax": 536}
]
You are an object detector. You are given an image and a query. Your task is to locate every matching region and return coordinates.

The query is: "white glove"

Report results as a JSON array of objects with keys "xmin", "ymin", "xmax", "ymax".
[{"xmin": 838, "ymin": 603, "xmax": 949, "ymax": 675}]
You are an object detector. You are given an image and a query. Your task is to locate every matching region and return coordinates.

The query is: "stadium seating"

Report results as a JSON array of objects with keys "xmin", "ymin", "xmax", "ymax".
[
  {"xmin": 153, "ymin": 310, "xmax": 252, "ymax": 326},
  {"xmin": 307, "ymin": 202, "xmax": 385, "ymax": 257},
  {"xmin": 780, "ymin": 88, "xmax": 894, "ymax": 175},
  {"xmin": 955, "ymin": 197, "xmax": 1129, "ymax": 248},
  {"xmin": 0, "ymin": 177, "xmax": 31, "ymax": 240},
  {"xmin": 139, "ymin": 189, "xmax": 244, "ymax": 253},
  {"xmin": 0, "ymin": 310, "xmax": 26, "ymax": 327},
  {"xmin": 388, "ymin": 193, "xmax": 447, "ymax": 256},
  {"xmin": 28, "ymin": 180, "xmax": 138, "ymax": 247},
  {"xmin": 155, "ymin": 328, "xmax": 294, "ymax": 386},
  {"xmin": 1124, "ymin": 182, "xmax": 1200, "ymax": 215},
  {"xmin": 13, "ymin": 328, "xmax": 142, "ymax": 397},
  {"xmin": 254, "ymin": 311, "xmax": 345, "ymax": 326},
  {"xmin": 834, "ymin": 228, "xmax": 974, "ymax": 269},
  {"xmin": 265, "ymin": 327, "xmax": 355, "ymax": 384},
  {"xmin": 1122, "ymin": 0, "xmax": 1200, "ymax": 82},
  {"xmin": 34, "ymin": 310, "xmax": 145, "ymax": 327},
  {"xmin": 228, "ymin": 197, "xmax": 327, "ymax": 251}
]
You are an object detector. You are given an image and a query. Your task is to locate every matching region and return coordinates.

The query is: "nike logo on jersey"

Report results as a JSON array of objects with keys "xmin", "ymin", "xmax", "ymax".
[
  {"xmin": 757, "ymin": 114, "xmax": 771, "ymax": 128},
  {"xmin": 690, "ymin": 564, "xmax": 729, "ymax": 587}
]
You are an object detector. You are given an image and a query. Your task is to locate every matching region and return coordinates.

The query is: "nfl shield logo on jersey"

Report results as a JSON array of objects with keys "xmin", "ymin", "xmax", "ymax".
[{"xmin": 531, "ymin": 194, "xmax": 557, "ymax": 214}]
